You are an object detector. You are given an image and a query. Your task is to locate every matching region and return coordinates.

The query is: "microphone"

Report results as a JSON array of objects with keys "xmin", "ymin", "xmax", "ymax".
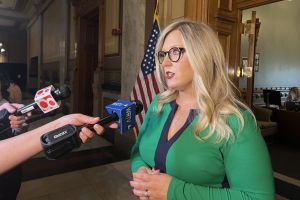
[
  {"xmin": 40, "ymin": 100, "xmax": 143, "ymax": 159},
  {"xmin": 16, "ymin": 85, "xmax": 71, "ymax": 116},
  {"xmin": 0, "ymin": 85, "xmax": 71, "ymax": 132}
]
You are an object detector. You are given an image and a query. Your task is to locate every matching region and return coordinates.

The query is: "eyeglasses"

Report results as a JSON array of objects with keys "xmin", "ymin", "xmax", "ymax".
[{"xmin": 157, "ymin": 47, "xmax": 185, "ymax": 64}]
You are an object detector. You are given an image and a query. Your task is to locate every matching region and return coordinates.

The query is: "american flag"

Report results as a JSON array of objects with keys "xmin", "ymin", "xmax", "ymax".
[{"xmin": 130, "ymin": 19, "xmax": 164, "ymax": 132}]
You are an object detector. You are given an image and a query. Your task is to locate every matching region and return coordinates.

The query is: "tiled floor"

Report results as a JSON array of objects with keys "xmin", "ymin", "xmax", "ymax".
[
  {"xmin": 17, "ymin": 159, "xmax": 295, "ymax": 200},
  {"xmin": 17, "ymin": 160, "xmax": 135, "ymax": 200}
]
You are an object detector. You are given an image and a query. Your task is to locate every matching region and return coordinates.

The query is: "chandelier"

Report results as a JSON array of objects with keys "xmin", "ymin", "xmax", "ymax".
[{"xmin": 0, "ymin": 42, "xmax": 5, "ymax": 53}]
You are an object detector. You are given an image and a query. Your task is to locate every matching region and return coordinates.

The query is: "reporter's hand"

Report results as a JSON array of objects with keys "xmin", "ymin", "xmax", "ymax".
[
  {"xmin": 0, "ymin": 102, "xmax": 18, "ymax": 113},
  {"xmin": 56, "ymin": 114, "xmax": 117, "ymax": 143},
  {"xmin": 2, "ymin": 103, "xmax": 31, "ymax": 129},
  {"xmin": 8, "ymin": 115, "xmax": 26, "ymax": 129}
]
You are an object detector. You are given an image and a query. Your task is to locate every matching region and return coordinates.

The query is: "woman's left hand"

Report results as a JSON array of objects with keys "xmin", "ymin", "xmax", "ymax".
[{"xmin": 130, "ymin": 172, "xmax": 172, "ymax": 200}]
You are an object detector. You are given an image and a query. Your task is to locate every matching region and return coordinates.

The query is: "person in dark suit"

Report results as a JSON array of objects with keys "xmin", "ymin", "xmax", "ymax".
[
  {"xmin": 0, "ymin": 72, "xmax": 26, "ymax": 200},
  {"xmin": 285, "ymin": 87, "xmax": 300, "ymax": 111}
]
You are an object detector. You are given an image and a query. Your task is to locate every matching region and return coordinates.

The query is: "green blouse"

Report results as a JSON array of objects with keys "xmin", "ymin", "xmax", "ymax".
[{"xmin": 131, "ymin": 95, "xmax": 275, "ymax": 199}]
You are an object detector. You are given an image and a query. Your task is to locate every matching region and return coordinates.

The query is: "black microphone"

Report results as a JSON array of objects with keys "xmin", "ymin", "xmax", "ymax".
[
  {"xmin": 0, "ymin": 86, "xmax": 71, "ymax": 132},
  {"xmin": 15, "ymin": 86, "xmax": 71, "ymax": 116},
  {"xmin": 40, "ymin": 100, "xmax": 143, "ymax": 160}
]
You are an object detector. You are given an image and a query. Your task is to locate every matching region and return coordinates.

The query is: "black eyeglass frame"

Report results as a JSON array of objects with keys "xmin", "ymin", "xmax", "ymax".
[{"xmin": 157, "ymin": 47, "xmax": 186, "ymax": 64}]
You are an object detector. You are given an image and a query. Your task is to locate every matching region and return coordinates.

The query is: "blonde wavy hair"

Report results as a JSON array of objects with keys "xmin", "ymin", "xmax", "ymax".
[{"xmin": 154, "ymin": 19, "xmax": 252, "ymax": 143}]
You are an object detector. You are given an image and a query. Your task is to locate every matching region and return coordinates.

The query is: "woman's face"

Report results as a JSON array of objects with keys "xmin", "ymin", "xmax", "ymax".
[{"xmin": 160, "ymin": 30, "xmax": 194, "ymax": 92}]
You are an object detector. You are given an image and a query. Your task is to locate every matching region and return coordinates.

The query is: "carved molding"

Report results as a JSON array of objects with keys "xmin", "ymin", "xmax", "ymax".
[
  {"xmin": 185, "ymin": 0, "xmax": 209, "ymax": 23},
  {"xmin": 237, "ymin": 0, "xmax": 282, "ymax": 10},
  {"xmin": 71, "ymin": 0, "xmax": 101, "ymax": 17}
]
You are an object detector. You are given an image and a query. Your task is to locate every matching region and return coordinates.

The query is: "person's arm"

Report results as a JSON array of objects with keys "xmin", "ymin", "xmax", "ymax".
[
  {"xmin": 0, "ymin": 103, "xmax": 29, "ymax": 138},
  {"xmin": 131, "ymin": 96, "xmax": 158, "ymax": 172},
  {"xmin": 167, "ymin": 111, "xmax": 275, "ymax": 200},
  {"xmin": 131, "ymin": 110, "xmax": 152, "ymax": 172},
  {"xmin": 0, "ymin": 114, "xmax": 103, "ymax": 174}
]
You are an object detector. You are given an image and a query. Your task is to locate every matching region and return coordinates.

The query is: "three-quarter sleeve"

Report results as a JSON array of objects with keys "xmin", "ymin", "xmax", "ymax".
[
  {"xmin": 167, "ymin": 111, "xmax": 275, "ymax": 200},
  {"xmin": 131, "ymin": 96, "xmax": 158, "ymax": 172}
]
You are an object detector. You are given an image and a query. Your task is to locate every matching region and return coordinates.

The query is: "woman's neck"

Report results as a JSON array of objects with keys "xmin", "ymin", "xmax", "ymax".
[{"xmin": 176, "ymin": 90, "xmax": 198, "ymax": 109}]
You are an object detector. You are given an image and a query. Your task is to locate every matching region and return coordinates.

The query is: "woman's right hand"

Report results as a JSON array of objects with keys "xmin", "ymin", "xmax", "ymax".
[
  {"xmin": 131, "ymin": 166, "xmax": 160, "ymax": 200},
  {"xmin": 136, "ymin": 166, "xmax": 152, "ymax": 174}
]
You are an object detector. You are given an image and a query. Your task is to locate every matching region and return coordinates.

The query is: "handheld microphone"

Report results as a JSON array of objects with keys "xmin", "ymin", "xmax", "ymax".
[
  {"xmin": 0, "ymin": 85, "xmax": 71, "ymax": 132},
  {"xmin": 17, "ymin": 85, "xmax": 71, "ymax": 116},
  {"xmin": 40, "ymin": 100, "xmax": 143, "ymax": 159}
]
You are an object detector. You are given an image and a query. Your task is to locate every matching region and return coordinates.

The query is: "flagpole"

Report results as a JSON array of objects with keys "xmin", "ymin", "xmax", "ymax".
[
  {"xmin": 154, "ymin": 0, "xmax": 160, "ymax": 28},
  {"xmin": 132, "ymin": 0, "xmax": 162, "ymax": 140}
]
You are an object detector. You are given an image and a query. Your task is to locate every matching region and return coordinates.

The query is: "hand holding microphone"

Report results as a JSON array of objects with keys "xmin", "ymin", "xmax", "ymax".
[
  {"xmin": 0, "ymin": 100, "xmax": 142, "ymax": 174},
  {"xmin": 0, "ymin": 113, "xmax": 105, "ymax": 174},
  {"xmin": 0, "ymin": 85, "xmax": 71, "ymax": 132},
  {"xmin": 0, "ymin": 103, "xmax": 30, "ymax": 140},
  {"xmin": 40, "ymin": 100, "xmax": 143, "ymax": 159}
]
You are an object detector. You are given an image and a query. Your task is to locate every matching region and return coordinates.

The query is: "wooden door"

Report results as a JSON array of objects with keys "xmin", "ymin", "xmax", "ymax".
[
  {"xmin": 72, "ymin": 2, "xmax": 99, "ymax": 115},
  {"xmin": 236, "ymin": 0, "xmax": 282, "ymax": 106},
  {"xmin": 185, "ymin": 0, "xmax": 283, "ymax": 103},
  {"xmin": 185, "ymin": 0, "xmax": 239, "ymax": 85},
  {"xmin": 76, "ymin": 12, "xmax": 98, "ymax": 115}
]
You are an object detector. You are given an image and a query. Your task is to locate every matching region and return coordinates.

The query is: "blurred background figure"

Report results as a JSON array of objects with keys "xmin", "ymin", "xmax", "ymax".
[
  {"xmin": 0, "ymin": 70, "xmax": 22, "ymax": 104},
  {"xmin": 285, "ymin": 87, "xmax": 300, "ymax": 111},
  {"xmin": 286, "ymin": 87, "xmax": 300, "ymax": 102}
]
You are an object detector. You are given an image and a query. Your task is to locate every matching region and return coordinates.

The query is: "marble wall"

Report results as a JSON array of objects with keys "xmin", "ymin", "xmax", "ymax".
[
  {"xmin": 121, "ymin": 0, "xmax": 146, "ymax": 99},
  {"xmin": 118, "ymin": 0, "xmax": 147, "ymax": 156}
]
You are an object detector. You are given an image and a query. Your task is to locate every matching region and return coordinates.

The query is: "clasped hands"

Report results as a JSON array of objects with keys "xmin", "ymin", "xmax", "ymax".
[{"xmin": 130, "ymin": 166, "xmax": 172, "ymax": 200}]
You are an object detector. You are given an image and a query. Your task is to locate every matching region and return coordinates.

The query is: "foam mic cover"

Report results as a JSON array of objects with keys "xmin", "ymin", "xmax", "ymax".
[
  {"xmin": 40, "ymin": 100, "xmax": 143, "ymax": 159},
  {"xmin": 103, "ymin": 100, "xmax": 143, "ymax": 134}
]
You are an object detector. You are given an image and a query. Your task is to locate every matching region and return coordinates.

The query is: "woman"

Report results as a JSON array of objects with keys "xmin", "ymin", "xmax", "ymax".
[{"xmin": 130, "ymin": 20, "xmax": 274, "ymax": 199}]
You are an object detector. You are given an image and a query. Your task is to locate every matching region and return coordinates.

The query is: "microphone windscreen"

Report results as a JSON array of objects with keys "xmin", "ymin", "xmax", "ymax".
[
  {"xmin": 52, "ymin": 86, "xmax": 71, "ymax": 100},
  {"xmin": 133, "ymin": 100, "xmax": 143, "ymax": 114}
]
